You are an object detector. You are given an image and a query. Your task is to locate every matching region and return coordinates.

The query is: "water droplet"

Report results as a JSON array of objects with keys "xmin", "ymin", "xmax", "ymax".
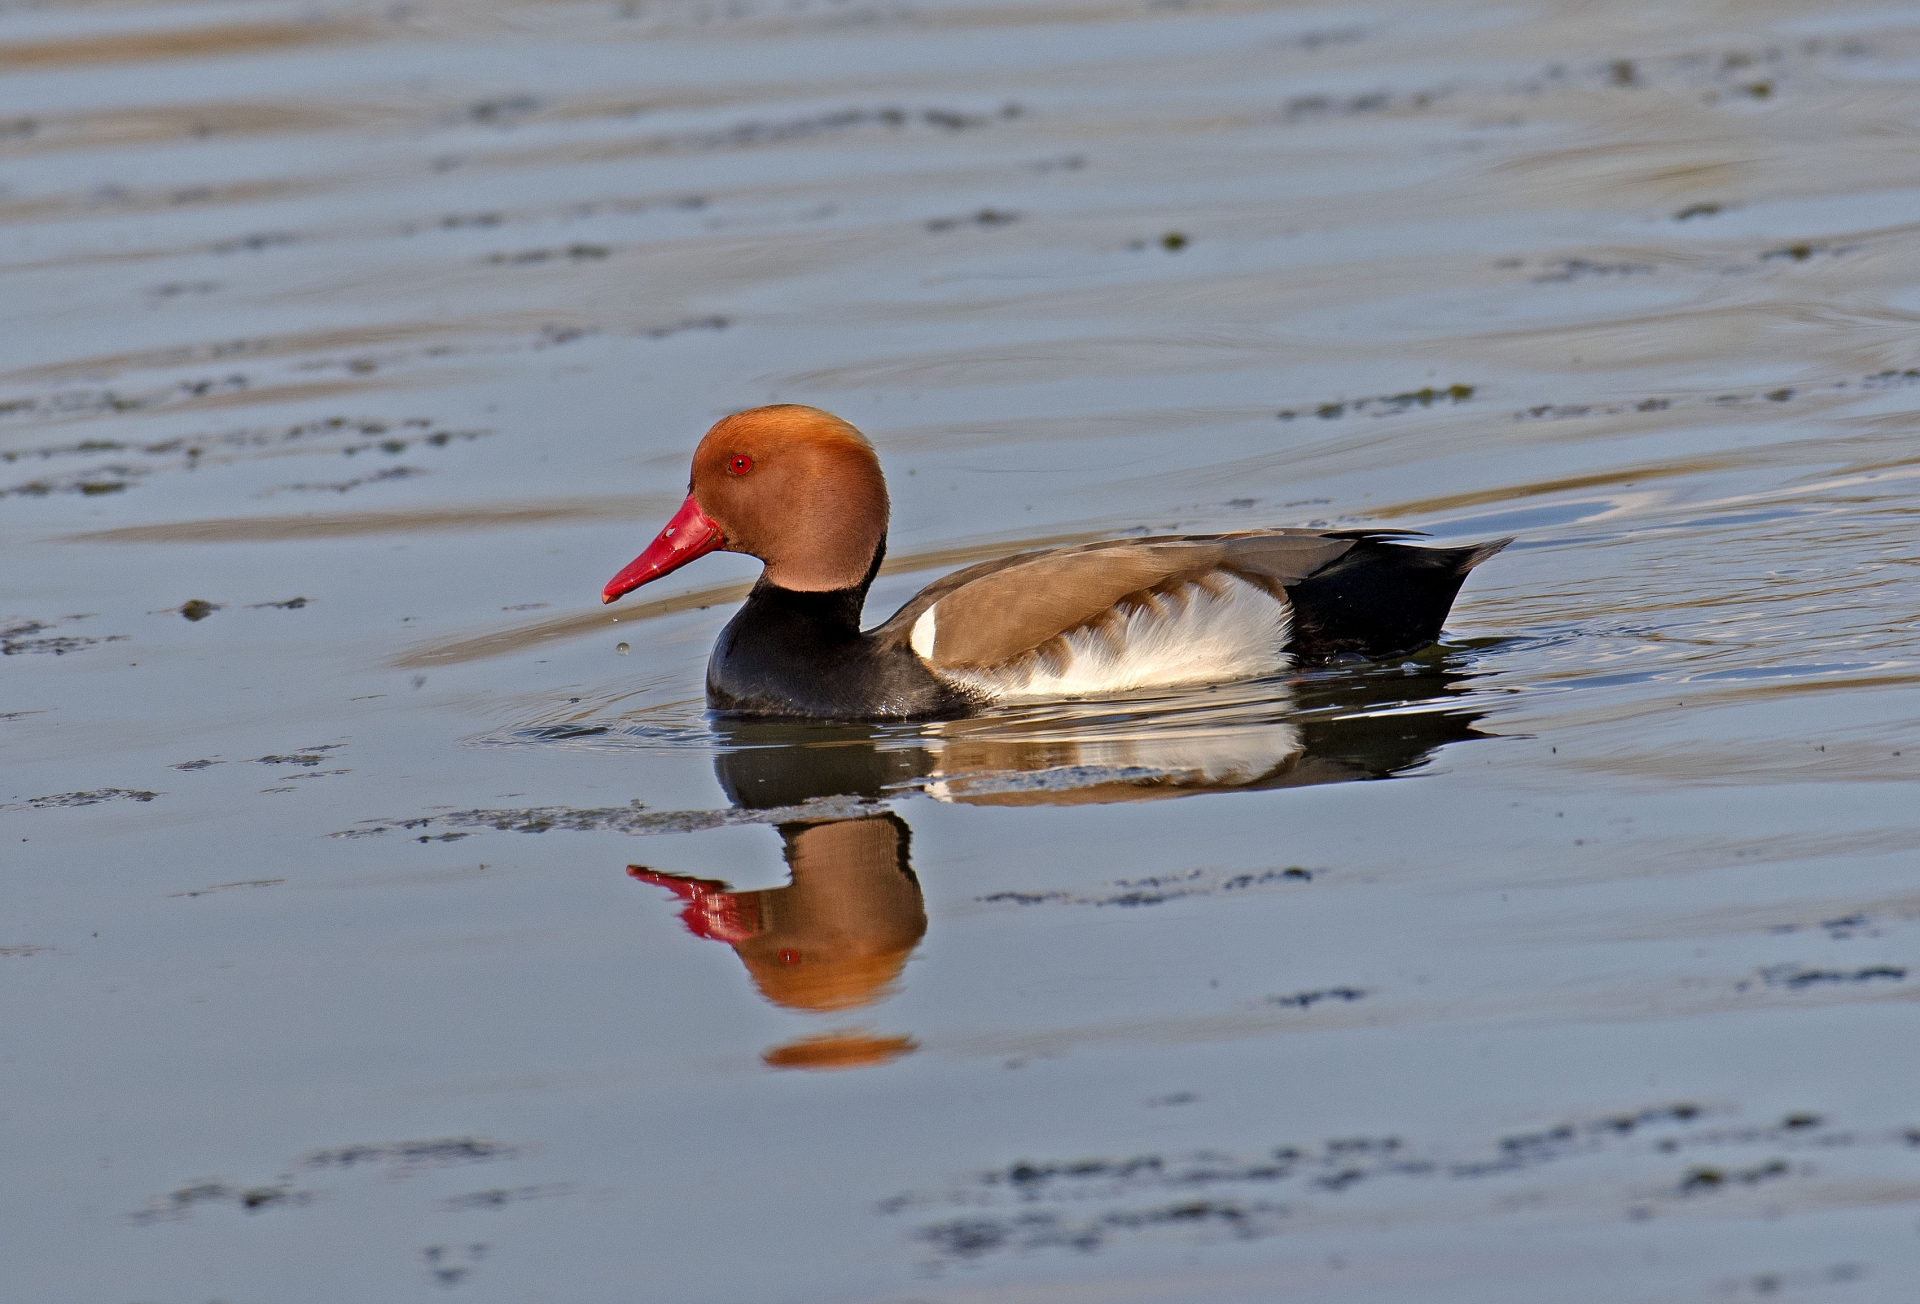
[{"xmin": 616, "ymin": 642, "xmax": 630, "ymax": 655}]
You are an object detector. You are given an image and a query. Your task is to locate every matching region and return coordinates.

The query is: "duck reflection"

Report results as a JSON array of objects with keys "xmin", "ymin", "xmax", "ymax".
[
  {"xmin": 710, "ymin": 650, "xmax": 1493, "ymax": 808},
  {"xmin": 629, "ymin": 812, "xmax": 924, "ymax": 1072},
  {"xmin": 629, "ymin": 813, "xmax": 922, "ymax": 1013},
  {"xmin": 628, "ymin": 652, "xmax": 1494, "ymax": 1066}
]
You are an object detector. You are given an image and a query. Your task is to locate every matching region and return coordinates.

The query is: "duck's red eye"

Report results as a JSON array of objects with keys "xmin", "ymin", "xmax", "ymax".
[{"xmin": 727, "ymin": 455, "xmax": 753, "ymax": 476}]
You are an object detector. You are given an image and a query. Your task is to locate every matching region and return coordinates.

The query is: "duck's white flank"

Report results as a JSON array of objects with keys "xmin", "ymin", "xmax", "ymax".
[
  {"xmin": 910, "ymin": 606, "xmax": 938, "ymax": 659},
  {"xmin": 922, "ymin": 573, "xmax": 1291, "ymax": 702}
]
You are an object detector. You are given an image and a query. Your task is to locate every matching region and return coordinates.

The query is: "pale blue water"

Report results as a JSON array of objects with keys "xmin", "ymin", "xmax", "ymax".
[{"xmin": 5, "ymin": 2, "xmax": 1920, "ymax": 1300}]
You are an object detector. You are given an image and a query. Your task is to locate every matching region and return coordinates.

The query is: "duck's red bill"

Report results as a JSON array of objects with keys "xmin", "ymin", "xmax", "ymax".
[
  {"xmin": 602, "ymin": 494, "xmax": 724, "ymax": 604},
  {"xmin": 628, "ymin": 866, "xmax": 761, "ymax": 944}
]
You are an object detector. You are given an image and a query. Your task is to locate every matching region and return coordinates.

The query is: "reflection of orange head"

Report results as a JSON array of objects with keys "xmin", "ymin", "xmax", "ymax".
[
  {"xmin": 629, "ymin": 813, "xmax": 925, "ymax": 1012},
  {"xmin": 738, "ymin": 815, "xmax": 924, "ymax": 1010},
  {"xmin": 741, "ymin": 943, "xmax": 918, "ymax": 1012},
  {"xmin": 761, "ymin": 1029, "xmax": 918, "ymax": 1071}
]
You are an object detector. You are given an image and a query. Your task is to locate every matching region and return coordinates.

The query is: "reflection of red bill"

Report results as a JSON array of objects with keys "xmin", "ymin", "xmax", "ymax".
[
  {"xmin": 628, "ymin": 867, "xmax": 762, "ymax": 945},
  {"xmin": 601, "ymin": 494, "xmax": 725, "ymax": 604}
]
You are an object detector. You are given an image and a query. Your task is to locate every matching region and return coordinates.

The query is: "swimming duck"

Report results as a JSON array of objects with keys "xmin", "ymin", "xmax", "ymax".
[{"xmin": 602, "ymin": 405, "xmax": 1508, "ymax": 719}]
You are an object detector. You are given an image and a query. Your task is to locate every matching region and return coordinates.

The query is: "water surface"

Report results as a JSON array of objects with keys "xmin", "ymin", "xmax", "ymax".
[{"xmin": 5, "ymin": 0, "xmax": 1920, "ymax": 1299}]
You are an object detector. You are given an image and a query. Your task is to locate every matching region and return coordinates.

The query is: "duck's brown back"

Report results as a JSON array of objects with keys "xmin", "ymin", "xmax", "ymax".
[{"xmin": 872, "ymin": 529, "xmax": 1359, "ymax": 671}]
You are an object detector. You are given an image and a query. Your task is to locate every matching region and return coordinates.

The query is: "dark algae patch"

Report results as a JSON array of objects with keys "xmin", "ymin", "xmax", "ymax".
[
  {"xmin": 1277, "ymin": 383, "xmax": 1474, "ymax": 421},
  {"xmin": 126, "ymin": 1138, "xmax": 526, "ymax": 1228},
  {"xmin": 1123, "ymin": 231, "xmax": 1191, "ymax": 252},
  {"xmin": 884, "ymin": 1107, "xmax": 1920, "ymax": 1267},
  {"xmin": 979, "ymin": 865, "xmax": 1319, "ymax": 908},
  {"xmin": 1760, "ymin": 242, "xmax": 1853, "ymax": 262},
  {"xmin": 1, "ymin": 618, "xmax": 127, "ymax": 655},
  {"xmin": 1511, "ymin": 367, "xmax": 1920, "ymax": 424},
  {"xmin": 17, "ymin": 789, "xmax": 158, "ymax": 808},
  {"xmin": 1532, "ymin": 258, "xmax": 1654, "ymax": 282},
  {"xmin": 438, "ymin": 1184, "xmax": 573, "ymax": 1211},
  {"xmin": 125, "ymin": 1179, "xmax": 316, "ymax": 1225},
  {"xmin": 301, "ymin": 1137, "xmax": 520, "ymax": 1172},
  {"xmin": 167, "ymin": 878, "xmax": 282, "ymax": 899},
  {"xmin": 484, "ymin": 242, "xmax": 611, "ymax": 265},
  {"xmin": 1678, "ymin": 1160, "xmax": 1790, "ymax": 1194},
  {"xmin": 1267, "ymin": 986, "xmax": 1366, "ymax": 1009},
  {"xmin": 421, "ymin": 1244, "xmax": 490, "ymax": 1288},
  {"xmin": 249, "ymin": 745, "xmax": 343, "ymax": 767},
  {"xmin": 0, "ymin": 416, "xmax": 488, "ymax": 499},
  {"xmin": 926, "ymin": 208, "xmax": 1019, "ymax": 233},
  {"xmin": 1751, "ymin": 963, "xmax": 1906, "ymax": 991},
  {"xmin": 331, "ymin": 795, "xmax": 878, "ymax": 840},
  {"xmin": 263, "ymin": 465, "xmax": 424, "ymax": 494},
  {"xmin": 918, "ymin": 1198, "xmax": 1284, "ymax": 1261}
]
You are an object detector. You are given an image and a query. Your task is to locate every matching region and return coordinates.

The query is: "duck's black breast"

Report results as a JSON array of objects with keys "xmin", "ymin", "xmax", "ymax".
[{"xmin": 705, "ymin": 580, "xmax": 974, "ymax": 720}]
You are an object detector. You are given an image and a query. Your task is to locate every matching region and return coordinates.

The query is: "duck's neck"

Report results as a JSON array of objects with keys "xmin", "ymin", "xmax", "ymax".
[
  {"xmin": 708, "ymin": 539, "xmax": 967, "ymax": 719},
  {"xmin": 741, "ymin": 537, "xmax": 885, "ymax": 636},
  {"xmin": 736, "ymin": 576, "xmax": 867, "ymax": 636}
]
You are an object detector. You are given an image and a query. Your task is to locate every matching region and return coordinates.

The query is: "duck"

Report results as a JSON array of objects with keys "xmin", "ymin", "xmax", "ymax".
[{"xmin": 601, "ymin": 404, "xmax": 1509, "ymax": 720}]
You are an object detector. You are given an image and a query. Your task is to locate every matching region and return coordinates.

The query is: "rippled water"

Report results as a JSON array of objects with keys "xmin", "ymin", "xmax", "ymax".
[{"xmin": 6, "ymin": 0, "xmax": 1920, "ymax": 1299}]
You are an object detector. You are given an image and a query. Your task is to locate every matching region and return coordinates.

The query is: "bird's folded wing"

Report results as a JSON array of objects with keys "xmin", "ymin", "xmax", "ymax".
[{"xmin": 873, "ymin": 532, "xmax": 1355, "ymax": 670}]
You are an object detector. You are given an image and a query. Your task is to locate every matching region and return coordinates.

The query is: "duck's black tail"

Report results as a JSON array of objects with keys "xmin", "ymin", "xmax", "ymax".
[{"xmin": 1284, "ymin": 533, "xmax": 1512, "ymax": 662}]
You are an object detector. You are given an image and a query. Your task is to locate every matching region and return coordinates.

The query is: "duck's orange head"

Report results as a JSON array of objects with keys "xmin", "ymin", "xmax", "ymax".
[{"xmin": 602, "ymin": 405, "xmax": 889, "ymax": 603}]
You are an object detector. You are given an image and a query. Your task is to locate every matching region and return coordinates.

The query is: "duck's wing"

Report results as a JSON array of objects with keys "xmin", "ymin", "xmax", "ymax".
[{"xmin": 871, "ymin": 530, "xmax": 1356, "ymax": 670}]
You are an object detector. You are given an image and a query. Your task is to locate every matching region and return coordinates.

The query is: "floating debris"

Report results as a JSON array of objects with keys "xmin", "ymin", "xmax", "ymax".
[
  {"xmin": 638, "ymin": 316, "xmax": 729, "ymax": 339},
  {"xmin": 1267, "ymin": 986, "xmax": 1367, "ymax": 1009},
  {"xmin": 980, "ymin": 865, "xmax": 1316, "ymax": 909},
  {"xmin": 167, "ymin": 878, "xmax": 283, "ymax": 899},
  {"xmin": 878, "ymin": 1103, "xmax": 1918, "ymax": 1266},
  {"xmin": 2, "ymin": 619, "xmax": 128, "ymax": 656},
  {"xmin": 1532, "ymin": 258, "xmax": 1655, "ymax": 282},
  {"xmin": 1756, "ymin": 963, "xmax": 1906, "ymax": 990},
  {"xmin": 260, "ymin": 466, "xmax": 424, "ymax": 495},
  {"xmin": 249, "ymin": 746, "xmax": 343, "ymax": 767},
  {"xmin": 926, "ymin": 208, "xmax": 1018, "ymax": 233},
  {"xmin": 1513, "ymin": 368, "xmax": 1920, "ymax": 424},
  {"xmin": 1278, "ymin": 384, "xmax": 1474, "ymax": 421},
  {"xmin": 332, "ymin": 794, "xmax": 877, "ymax": 840},
  {"xmin": 1677, "ymin": 1159, "xmax": 1789, "ymax": 1194},
  {"xmin": 438, "ymin": 1184, "xmax": 573, "ymax": 1211},
  {"xmin": 484, "ymin": 243, "xmax": 611, "ymax": 265},
  {"xmin": 301, "ymin": 1137, "xmax": 520, "ymax": 1172},
  {"xmin": 125, "ymin": 1180, "xmax": 315, "ymax": 1225},
  {"xmin": 20, "ymin": 789, "xmax": 158, "ymax": 809}
]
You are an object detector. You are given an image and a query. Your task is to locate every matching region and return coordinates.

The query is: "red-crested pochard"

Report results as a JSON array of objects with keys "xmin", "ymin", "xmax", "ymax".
[{"xmin": 602, "ymin": 405, "xmax": 1509, "ymax": 719}]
